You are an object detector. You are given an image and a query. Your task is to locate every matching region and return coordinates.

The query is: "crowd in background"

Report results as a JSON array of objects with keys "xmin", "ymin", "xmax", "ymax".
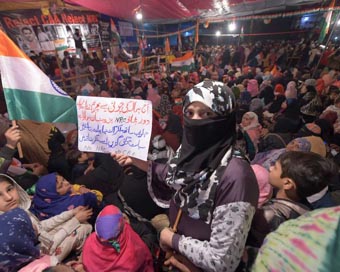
[{"xmin": 0, "ymin": 36, "xmax": 340, "ymax": 272}]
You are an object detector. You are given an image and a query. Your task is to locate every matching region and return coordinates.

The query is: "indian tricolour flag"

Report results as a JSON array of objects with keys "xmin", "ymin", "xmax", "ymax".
[
  {"xmin": 171, "ymin": 51, "xmax": 195, "ymax": 72},
  {"xmin": 318, "ymin": 0, "xmax": 335, "ymax": 44},
  {"xmin": 0, "ymin": 30, "xmax": 77, "ymax": 123}
]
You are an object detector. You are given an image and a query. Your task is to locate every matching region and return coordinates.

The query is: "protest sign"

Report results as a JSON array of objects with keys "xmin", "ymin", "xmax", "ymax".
[{"xmin": 76, "ymin": 96, "xmax": 152, "ymax": 161}]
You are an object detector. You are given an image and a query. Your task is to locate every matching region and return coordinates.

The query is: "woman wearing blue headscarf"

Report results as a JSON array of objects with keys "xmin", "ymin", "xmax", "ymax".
[
  {"xmin": 0, "ymin": 174, "xmax": 92, "ymax": 263},
  {"xmin": 30, "ymin": 172, "xmax": 99, "ymax": 220},
  {"xmin": 0, "ymin": 208, "xmax": 40, "ymax": 272}
]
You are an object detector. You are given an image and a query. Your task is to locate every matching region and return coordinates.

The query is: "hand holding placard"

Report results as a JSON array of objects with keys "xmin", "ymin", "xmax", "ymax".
[{"xmin": 77, "ymin": 96, "xmax": 152, "ymax": 161}]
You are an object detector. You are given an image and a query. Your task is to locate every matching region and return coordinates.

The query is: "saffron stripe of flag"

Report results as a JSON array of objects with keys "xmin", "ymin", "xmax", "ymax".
[
  {"xmin": 171, "ymin": 51, "xmax": 195, "ymax": 72},
  {"xmin": 0, "ymin": 30, "xmax": 77, "ymax": 124}
]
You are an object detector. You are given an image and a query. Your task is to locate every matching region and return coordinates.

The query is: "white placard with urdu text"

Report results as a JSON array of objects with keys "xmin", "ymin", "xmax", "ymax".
[{"xmin": 76, "ymin": 96, "xmax": 152, "ymax": 161}]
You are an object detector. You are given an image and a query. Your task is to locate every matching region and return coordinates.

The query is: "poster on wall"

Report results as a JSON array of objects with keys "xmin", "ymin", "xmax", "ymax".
[
  {"xmin": 99, "ymin": 19, "xmax": 110, "ymax": 54},
  {"xmin": 85, "ymin": 23, "xmax": 101, "ymax": 51},
  {"xmin": 0, "ymin": 10, "xmax": 138, "ymax": 62},
  {"xmin": 18, "ymin": 25, "xmax": 42, "ymax": 53},
  {"xmin": 0, "ymin": 10, "xmax": 101, "ymax": 57}
]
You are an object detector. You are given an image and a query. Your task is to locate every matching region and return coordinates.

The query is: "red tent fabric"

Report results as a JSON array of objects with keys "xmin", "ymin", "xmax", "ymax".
[
  {"xmin": 63, "ymin": 0, "xmax": 324, "ymax": 21},
  {"xmin": 0, "ymin": 0, "xmax": 329, "ymax": 22}
]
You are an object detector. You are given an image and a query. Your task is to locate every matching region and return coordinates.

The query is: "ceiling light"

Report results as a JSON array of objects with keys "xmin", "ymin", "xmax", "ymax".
[
  {"xmin": 216, "ymin": 30, "xmax": 221, "ymax": 37},
  {"xmin": 136, "ymin": 12, "xmax": 143, "ymax": 20},
  {"xmin": 228, "ymin": 22, "xmax": 236, "ymax": 32}
]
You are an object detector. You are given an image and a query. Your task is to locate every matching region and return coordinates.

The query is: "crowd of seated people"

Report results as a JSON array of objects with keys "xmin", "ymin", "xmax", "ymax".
[{"xmin": 0, "ymin": 37, "xmax": 339, "ymax": 271}]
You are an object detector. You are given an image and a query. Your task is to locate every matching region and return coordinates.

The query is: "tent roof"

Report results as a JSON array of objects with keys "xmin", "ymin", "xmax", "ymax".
[
  {"xmin": 0, "ymin": 0, "xmax": 334, "ymax": 23},
  {"xmin": 64, "ymin": 0, "xmax": 328, "ymax": 22},
  {"xmin": 0, "ymin": 0, "xmax": 87, "ymax": 12}
]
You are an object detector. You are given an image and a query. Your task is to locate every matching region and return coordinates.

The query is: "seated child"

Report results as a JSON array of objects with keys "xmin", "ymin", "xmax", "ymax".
[
  {"xmin": 0, "ymin": 208, "xmax": 42, "ymax": 272},
  {"xmin": 42, "ymin": 206, "xmax": 156, "ymax": 272},
  {"xmin": 0, "ymin": 174, "xmax": 92, "ymax": 263},
  {"xmin": 248, "ymin": 151, "xmax": 337, "ymax": 247},
  {"xmin": 30, "ymin": 172, "xmax": 102, "ymax": 220},
  {"xmin": 66, "ymin": 150, "xmax": 92, "ymax": 182},
  {"xmin": 82, "ymin": 205, "xmax": 154, "ymax": 271}
]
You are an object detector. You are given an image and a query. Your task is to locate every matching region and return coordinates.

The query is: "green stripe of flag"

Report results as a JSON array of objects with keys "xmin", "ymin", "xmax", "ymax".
[{"xmin": 4, "ymin": 88, "xmax": 77, "ymax": 123}]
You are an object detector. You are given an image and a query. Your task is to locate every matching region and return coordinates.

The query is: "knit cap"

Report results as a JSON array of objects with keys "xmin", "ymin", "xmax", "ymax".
[
  {"xmin": 285, "ymin": 81, "xmax": 297, "ymax": 99},
  {"xmin": 274, "ymin": 83, "xmax": 284, "ymax": 95},
  {"xmin": 304, "ymin": 78, "xmax": 316, "ymax": 87}
]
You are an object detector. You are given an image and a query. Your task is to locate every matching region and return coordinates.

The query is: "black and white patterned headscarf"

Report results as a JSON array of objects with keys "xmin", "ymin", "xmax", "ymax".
[
  {"xmin": 183, "ymin": 80, "xmax": 235, "ymax": 117},
  {"xmin": 165, "ymin": 80, "xmax": 237, "ymax": 223}
]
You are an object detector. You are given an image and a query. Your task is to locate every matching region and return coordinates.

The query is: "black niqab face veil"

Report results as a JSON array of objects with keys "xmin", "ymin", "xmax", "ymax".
[
  {"xmin": 165, "ymin": 80, "xmax": 237, "ymax": 223},
  {"xmin": 177, "ymin": 80, "xmax": 236, "ymax": 172}
]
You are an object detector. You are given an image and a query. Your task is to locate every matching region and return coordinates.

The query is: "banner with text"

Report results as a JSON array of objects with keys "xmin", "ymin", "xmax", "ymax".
[
  {"xmin": 0, "ymin": 9, "xmax": 100, "ymax": 56},
  {"xmin": 76, "ymin": 96, "xmax": 152, "ymax": 161},
  {"xmin": 0, "ymin": 10, "xmax": 137, "ymax": 58}
]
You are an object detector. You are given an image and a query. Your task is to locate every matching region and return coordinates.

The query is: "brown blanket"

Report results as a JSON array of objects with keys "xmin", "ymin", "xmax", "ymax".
[{"xmin": 18, "ymin": 120, "xmax": 52, "ymax": 167}]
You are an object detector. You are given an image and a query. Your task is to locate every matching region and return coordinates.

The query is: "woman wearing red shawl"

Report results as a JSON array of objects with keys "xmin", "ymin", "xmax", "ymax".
[{"xmin": 82, "ymin": 205, "xmax": 153, "ymax": 272}]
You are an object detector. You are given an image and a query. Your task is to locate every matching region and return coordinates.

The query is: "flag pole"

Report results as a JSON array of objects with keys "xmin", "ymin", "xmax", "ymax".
[
  {"xmin": 312, "ymin": 11, "xmax": 340, "ymax": 77},
  {"xmin": 11, "ymin": 120, "xmax": 23, "ymax": 159}
]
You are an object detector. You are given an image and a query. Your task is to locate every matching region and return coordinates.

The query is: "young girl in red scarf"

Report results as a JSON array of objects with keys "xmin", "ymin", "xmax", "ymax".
[{"xmin": 82, "ymin": 205, "xmax": 153, "ymax": 272}]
